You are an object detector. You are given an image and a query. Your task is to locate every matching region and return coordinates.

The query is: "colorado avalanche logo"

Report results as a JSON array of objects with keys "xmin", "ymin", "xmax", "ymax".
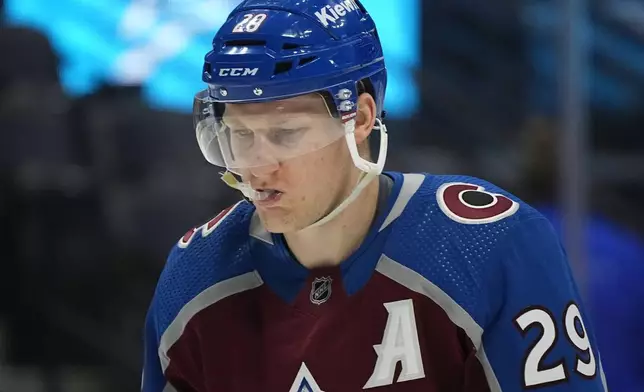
[
  {"xmin": 437, "ymin": 182, "xmax": 519, "ymax": 224},
  {"xmin": 310, "ymin": 277, "xmax": 333, "ymax": 305}
]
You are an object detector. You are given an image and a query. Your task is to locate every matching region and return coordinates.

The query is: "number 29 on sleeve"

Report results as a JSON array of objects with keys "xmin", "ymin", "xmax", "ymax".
[{"xmin": 514, "ymin": 302, "xmax": 596, "ymax": 388}]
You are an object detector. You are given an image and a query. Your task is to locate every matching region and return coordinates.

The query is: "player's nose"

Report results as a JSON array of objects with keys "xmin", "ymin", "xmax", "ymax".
[
  {"xmin": 243, "ymin": 137, "xmax": 280, "ymax": 176},
  {"xmin": 248, "ymin": 160, "xmax": 280, "ymax": 177}
]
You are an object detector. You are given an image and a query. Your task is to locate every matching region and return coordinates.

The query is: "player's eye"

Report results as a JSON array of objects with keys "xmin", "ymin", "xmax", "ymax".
[
  {"xmin": 231, "ymin": 128, "xmax": 253, "ymax": 138},
  {"xmin": 268, "ymin": 127, "xmax": 306, "ymax": 146}
]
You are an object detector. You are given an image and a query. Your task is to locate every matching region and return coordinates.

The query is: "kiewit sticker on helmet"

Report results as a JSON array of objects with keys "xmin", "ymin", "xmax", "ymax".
[{"xmin": 314, "ymin": 0, "xmax": 360, "ymax": 27}]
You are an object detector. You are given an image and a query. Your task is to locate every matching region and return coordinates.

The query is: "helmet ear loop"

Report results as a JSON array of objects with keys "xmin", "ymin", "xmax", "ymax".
[{"xmin": 345, "ymin": 117, "xmax": 388, "ymax": 175}]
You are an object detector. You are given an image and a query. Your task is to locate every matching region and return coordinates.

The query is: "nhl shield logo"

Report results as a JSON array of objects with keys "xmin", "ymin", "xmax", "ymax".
[{"xmin": 310, "ymin": 277, "xmax": 332, "ymax": 305}]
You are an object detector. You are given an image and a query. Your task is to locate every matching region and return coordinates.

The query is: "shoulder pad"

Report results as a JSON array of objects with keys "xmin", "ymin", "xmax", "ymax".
[
  {"xmin": 382, "ymin": 174, "xmax": 542, "ymax": 325},
  {"xmin": 164, "ymin": 200, "xmax": 257, "ymax": 278},
  {"xmin": 151, "ymin": 200, "xmax": 261, "ymax": 352},
  {"xmin": 176, "ymin": 200, "xmax": 250, "ymax": 249}
]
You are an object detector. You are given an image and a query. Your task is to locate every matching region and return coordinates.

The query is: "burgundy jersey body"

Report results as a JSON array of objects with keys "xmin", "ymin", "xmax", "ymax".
[{"xmin": 142, "ymin": 172, "xmax": 608, "ymax": 392}]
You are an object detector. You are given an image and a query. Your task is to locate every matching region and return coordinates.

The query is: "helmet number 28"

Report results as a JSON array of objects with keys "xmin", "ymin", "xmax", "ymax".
[{"xmin": 233, "ymin": 13, "xmax": 268, "ymax": 33}]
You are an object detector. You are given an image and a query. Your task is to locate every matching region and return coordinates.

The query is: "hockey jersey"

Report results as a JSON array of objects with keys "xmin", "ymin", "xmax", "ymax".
[{"xmin": 142, "ymin": 172, "xmax": 608, "ymax": 392}]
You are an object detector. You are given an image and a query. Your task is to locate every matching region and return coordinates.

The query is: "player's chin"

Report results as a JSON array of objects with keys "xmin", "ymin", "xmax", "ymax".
[
  {"xmin": 257, "ymin": 209, "xmax": 315, "ymax": 233},
  {"xmin": 255, "ymin": 208, "xmax": 293, "ymax": 234}
]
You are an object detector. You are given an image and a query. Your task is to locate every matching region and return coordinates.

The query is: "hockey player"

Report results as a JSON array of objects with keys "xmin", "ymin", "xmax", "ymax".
[{"xmin": 142, "ymin": 1, "xmax": 609, "ymax": 391}]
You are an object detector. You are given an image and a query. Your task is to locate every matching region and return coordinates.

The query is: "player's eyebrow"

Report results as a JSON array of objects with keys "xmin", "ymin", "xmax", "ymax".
[{"xmin": 222, "ymin": 113, "xmax": 309, "ymax": 130}]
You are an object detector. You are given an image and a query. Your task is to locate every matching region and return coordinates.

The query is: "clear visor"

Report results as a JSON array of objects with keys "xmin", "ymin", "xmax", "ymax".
[{"xmin": 193, "ymin": 90, "xmax": 346, "ymax": 174}]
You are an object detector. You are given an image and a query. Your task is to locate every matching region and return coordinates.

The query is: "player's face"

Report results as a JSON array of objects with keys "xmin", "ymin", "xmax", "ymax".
[{"xmin": 224, "ymin": 94, "xmax": 358, "ymax": 233}]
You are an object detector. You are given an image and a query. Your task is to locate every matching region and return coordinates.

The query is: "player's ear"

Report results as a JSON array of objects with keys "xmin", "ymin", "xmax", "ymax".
[{"xmin": 354, "ymin": 93, "xmax": 377, "ymax": 145}]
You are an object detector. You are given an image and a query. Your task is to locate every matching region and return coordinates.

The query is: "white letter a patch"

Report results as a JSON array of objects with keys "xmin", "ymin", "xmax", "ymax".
[{"xmin": 364, "ymin": 299, "xmax": 425, "ymax": 388}]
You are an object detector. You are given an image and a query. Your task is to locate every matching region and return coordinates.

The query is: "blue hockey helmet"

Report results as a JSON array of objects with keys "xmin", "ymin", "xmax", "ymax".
[
  {"xmin": 198, "ymin": 0, "xmax": 386, "ymax": 110},
  {"xmin": 194, "ymin": 0, "xmax": 388, "ymax": 224}
]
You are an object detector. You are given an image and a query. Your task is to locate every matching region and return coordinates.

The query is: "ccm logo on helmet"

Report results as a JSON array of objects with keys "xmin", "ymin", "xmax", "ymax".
[
  {"xmin": 218, "ymin": 68, "xmax": 259, "ymax": 77},
  {"xmin": 315, "ymin": 0, "xmax": 360, "ymax": 27}
]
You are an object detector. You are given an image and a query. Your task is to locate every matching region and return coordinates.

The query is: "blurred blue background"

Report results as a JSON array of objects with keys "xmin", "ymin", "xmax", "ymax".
[{"xmin": 4, "ymin": 0, "xmax": 419, "ymax": 117}]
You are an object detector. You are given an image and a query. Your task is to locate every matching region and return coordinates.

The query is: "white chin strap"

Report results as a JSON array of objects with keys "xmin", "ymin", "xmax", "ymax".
[{"xmin": 221, "ymin": 117, "xmax": 389, "ymax": 229}]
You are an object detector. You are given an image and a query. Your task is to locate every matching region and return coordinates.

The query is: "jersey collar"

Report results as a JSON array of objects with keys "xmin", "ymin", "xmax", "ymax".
[{"xmin": 249, "ymin": 172, "xmax": 425, "ymax": 304}]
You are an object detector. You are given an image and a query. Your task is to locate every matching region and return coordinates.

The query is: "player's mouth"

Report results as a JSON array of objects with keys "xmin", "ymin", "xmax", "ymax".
[{"xmin": 252, "ymin": 188, "xmax": 283, "ymax": 207}]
